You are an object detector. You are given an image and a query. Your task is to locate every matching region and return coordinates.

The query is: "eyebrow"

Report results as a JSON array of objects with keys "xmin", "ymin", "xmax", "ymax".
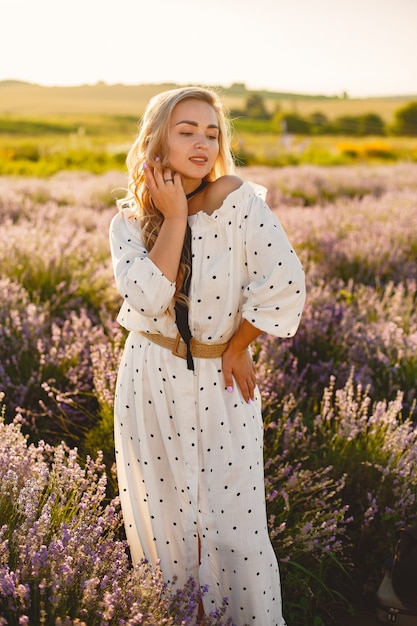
[{"xmin": 175, "ymin": 120, "xmax": 219, "ymax": 129}]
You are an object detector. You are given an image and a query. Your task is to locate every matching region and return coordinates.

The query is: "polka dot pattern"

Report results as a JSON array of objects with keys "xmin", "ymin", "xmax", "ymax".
[{"xmin": 110, "ymin": 181, "xmax": 303, "ymax": 625}]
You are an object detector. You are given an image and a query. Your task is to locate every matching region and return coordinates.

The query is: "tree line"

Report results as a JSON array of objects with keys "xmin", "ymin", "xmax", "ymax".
[{"xmin": 231, "ymin": 95, "xmax": 417, "ymax": 136}]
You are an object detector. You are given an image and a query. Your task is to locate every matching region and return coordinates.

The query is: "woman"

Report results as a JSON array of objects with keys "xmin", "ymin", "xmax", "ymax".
[{"xmin": 110, "ymin": 86, "xmax": 305, "ymax": 625}]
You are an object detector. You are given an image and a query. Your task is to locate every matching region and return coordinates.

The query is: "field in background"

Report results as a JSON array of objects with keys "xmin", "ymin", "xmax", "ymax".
[
  {"xmin": 0, "ymin": 80, "xmax": 414, "ymax": 121},
  {"xmin": 1, "ymin": 81, "xmax": 416, "ymax": 175}
]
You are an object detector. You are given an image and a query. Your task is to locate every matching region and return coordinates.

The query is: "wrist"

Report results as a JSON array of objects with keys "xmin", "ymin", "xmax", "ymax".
[
  {"xmin": 228, "ymin": 320, "xmax": 262, "ymax": 352},
  {"xmin": 163, "ymin": 214, "xmax": 188, "ymax": 222},
  {"xmin": 227, "ymin": 335, "xmax": 249, "ymax": 353}
]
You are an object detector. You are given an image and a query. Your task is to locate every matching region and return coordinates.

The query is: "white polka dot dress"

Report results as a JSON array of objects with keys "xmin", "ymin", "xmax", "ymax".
[{"xmin": 110, "ymin": 182, "xmax": 305, "ymax": 626}]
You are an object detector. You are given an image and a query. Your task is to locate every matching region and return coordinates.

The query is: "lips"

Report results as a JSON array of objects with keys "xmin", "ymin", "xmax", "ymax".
[{"xmin": 190, "ymin": 156, "xmax": 208, "ymax": 164}]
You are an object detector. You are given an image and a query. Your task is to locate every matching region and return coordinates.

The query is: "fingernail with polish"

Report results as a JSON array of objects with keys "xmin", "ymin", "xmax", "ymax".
[
  {"xmin": 142, "ymin": 162, "xmax": 147, "ymax": 169},
  {"xmin": 226, "ymin": 386, "xmax": 233, "ymax": 393},
  {"xmin": 155, "ymin": 156, "xmax": 161, "ymax": 162}
]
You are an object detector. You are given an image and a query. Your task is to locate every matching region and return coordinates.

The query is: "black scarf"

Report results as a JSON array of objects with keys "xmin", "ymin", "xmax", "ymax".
[
  {"xmin": 174, "ymin": 180, "xmax": 208, "ymax": 370},
  {"xmin": 174, "ymin": 223, "xmax": 194, "ymax": 370}
]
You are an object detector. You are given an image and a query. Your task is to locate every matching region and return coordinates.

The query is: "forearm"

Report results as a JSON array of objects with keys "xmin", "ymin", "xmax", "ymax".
[
  {"xmin": 148, "ymin": 216, "xmax": 188, "ymax": 282},
  {"xmin": 228, "ymin": 319, "xmax": 262, "ymax": 351}
]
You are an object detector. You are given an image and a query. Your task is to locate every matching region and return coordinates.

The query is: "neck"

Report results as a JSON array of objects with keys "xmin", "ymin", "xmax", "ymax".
[{"xmin": 186, "ymin": 179, "xmax": 208, "ymax": 201}]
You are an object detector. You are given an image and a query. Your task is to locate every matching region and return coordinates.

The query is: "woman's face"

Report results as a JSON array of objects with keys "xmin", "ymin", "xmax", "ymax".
[{"xmin": 166, "ymin": 99, "xmax": 220, "ymax": 181}]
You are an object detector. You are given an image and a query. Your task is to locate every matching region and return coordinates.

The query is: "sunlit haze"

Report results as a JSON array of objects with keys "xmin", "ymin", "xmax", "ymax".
[{"xmin": 2, "ymin": 0, "xmax": 417, "ymax": 97}]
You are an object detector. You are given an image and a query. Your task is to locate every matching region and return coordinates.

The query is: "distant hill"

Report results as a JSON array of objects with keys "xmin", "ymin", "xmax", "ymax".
[
  {"xmin": 0, "ymin": 79, "xmax": 36, "ymax": 87},
  {"xmin": 0, "ymin": 80, "xmax": 415, "ymax": 121}
]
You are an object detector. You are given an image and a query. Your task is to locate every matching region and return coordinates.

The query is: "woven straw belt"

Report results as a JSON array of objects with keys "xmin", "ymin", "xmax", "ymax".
[{"xmin": 140, "ymin": 332, "xmax": 229, "ymax": 360}]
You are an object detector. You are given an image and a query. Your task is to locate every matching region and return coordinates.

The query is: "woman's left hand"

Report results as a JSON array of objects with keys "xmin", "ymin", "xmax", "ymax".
[{"xmin": 222, "ymin": 343, "xmax": 257, "ymax": 404}]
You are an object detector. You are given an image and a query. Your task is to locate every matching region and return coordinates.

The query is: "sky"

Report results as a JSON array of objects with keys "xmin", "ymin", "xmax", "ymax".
[{"xmin": 2, "ymin": 0, "xmax": 417, "ymax": 97}]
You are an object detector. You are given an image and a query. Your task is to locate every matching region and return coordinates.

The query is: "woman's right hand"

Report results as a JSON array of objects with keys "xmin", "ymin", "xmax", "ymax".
[
  {"xmin": 143, "ymin": 160, "xmax": 188, "ymax": 282},
  {"xmin": 143, "ymin": 160, "xmax": 188, "ymax": 220}
]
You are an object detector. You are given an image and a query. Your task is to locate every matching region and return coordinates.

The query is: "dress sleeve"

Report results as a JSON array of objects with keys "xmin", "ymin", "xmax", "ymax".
[
  {"xmin": 109, "ymin": 209, "xmax": 176, "ymax": 318},
  {"xmin": 241, "ymin": 193, "xmax": 306, "ymax": 338}
]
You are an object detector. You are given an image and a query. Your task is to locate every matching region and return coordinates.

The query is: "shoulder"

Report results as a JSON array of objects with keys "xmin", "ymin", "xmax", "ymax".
[
  {"xmin": 210, "ymin": 174, "xmax": 244, "ymax": 197},
  {"xmin": 209, "ymin": 177, "xmax": 267, "ymax": 205},
  {"xmin": 196, "ymin": 175, "xmax": 244, "ymax": 215},
  {"xmin": 110, "ymin": 206, "xmax": 141, "ymax": 238}
]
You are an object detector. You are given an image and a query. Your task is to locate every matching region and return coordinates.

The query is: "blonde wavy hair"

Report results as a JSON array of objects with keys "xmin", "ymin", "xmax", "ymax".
[{"xmin": 118, "ymin": 86, "xmax": 235, "ymax": 304}]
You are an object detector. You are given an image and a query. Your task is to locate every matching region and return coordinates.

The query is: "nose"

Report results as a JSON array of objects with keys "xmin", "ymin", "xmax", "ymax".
[{"xmin": 194, "ymin": 133, "xmax": 208, "ymax": 148}]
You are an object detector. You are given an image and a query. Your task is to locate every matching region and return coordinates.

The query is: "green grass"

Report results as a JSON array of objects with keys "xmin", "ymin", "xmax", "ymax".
[{"xmin": 1, "ymin": 110, "xmax": 416, "ymax": 176}]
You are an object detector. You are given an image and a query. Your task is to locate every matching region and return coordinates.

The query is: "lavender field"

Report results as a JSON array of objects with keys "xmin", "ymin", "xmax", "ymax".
[{"xmin": 1, "ymin": 163, "xmax": 417, "ymax": 625}]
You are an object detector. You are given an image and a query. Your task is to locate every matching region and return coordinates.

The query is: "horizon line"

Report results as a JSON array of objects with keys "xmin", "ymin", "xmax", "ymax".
[{"xmin": 1, "ymin": 78, "xmax": 416, "ymax": 101}]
